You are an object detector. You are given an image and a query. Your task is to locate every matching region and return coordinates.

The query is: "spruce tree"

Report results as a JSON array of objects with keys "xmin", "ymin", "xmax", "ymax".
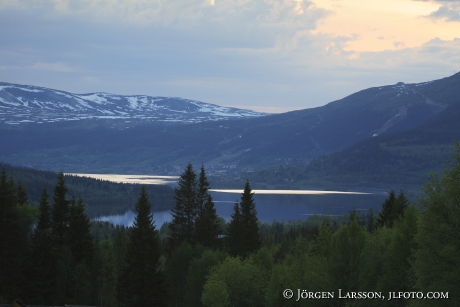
[
  {"xmin": 195, "ymin": 195, "xmax": 220, "ymax": 248},
  {"xmin": 27, "ymin": 189, "xmax": 56, "ymax": 304},
  {"xmin": 36, "ymin": 189, "xmax": 51, "ymax": 233},
  {"xmin": 0, "ymin": 171, "xmax": 24, "ymax": 300},
  {"xmin": 227, "ymin": 202, "xmax": 242, "ymax": 256},
  {"xmin": 49, "ymin": 173, "xmax": 73, "ymax": 305},
  {"xmin": 67, "ymin": 198, "xmax": 96, "ymax": 304},
  {"xmin": 197, "ymin": 165, "xmax": 211, "ymax": 213},
  {"xmin": 227, "ymin": 181, "xmax": 261, "ymax": 257},
  {"xmin": 377, "ymin": 190, "xmax": 409, "ymax": 227},
  {"xmin": 52, "ymin": 172, "xmax": 70, "ymax": 246},
  {"xmin": 239, "ymin": 181, "xmax": 261, "ymax": 256},
  {"xmin": 169, "ymin": 163, "xmax": 198, "ymax": 248},
  {"xmin": 195, "ymin": 166, "xmax": 220, "ymax": 248},
  {"xmin": 16, "ymin": 182, "xmax": 28, "ymax": 206},
  {"xmin": 118, "ymin": 187, "xmax": 165, "ymax": 307},
  {"xmin": 68, "ymin": 198, "xmax": 94, "ymax": 265}
]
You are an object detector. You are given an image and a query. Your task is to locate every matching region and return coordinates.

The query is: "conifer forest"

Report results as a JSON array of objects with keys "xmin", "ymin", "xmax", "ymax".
[{"xmin": 1, "ymin": 152, "xmax": 460, "ymax": 306}]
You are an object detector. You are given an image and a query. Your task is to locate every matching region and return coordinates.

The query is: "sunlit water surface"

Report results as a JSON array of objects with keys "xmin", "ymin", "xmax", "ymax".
[{"xmin": 69, "ymin": 173, "xmax": 386, "ymax": 227}]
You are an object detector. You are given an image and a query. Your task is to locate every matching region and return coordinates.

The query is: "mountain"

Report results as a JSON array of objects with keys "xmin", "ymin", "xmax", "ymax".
[
  {"xmin": 0, "ymin": 82, "xmax": 266, "ymax": 125},
  {"xmin": 238, "ymin": 74, "xmax": 460, "ymax": 192},
  {"xmin": 1, "ymin": 72, "xmax": 459, "ymax": 181}
]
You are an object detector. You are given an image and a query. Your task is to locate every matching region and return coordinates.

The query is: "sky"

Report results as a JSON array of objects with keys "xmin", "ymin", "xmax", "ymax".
[{"xmin": 0, "ymin": 0, "xmax": 459, "ymax": 113}]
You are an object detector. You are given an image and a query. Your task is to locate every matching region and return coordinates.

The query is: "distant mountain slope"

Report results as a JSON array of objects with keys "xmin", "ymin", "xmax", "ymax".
[
  {"xmin": 243, "ymin": 99, "xmax": 460, "ymax": 192},
  {"xmin": 0, "ymin": 72, "xmax": 459, "ymax": 176},
  {"xmin": 0, "ymin": 82, "xmax": 266, "ymax": 125}
]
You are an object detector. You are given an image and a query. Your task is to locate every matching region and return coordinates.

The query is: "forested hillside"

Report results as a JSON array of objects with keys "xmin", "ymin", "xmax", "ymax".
[
  {"xmin": 240, "ymin": 103, "xmax": 460, "ymax": 193},
  {"xmin": 1, "ymin": 154, "xmax": 459, "ymax": 306},
  {"xmin": 0, "ymin": 163, "xmax": 174, "ymax": 216}
]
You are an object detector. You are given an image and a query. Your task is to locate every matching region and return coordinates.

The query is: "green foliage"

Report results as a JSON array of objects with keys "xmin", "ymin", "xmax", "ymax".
[
  {"xmin": 118, "ymin": 187, "xmax": 165, "ymax": 307},
  {"xmin": 202, "ymin": 257, "xmax": 266, "ymax": 307},
  {"xmin": 328, "ymin": 218, "xmax": 368, "ymax": 291},
  {"xmin": 195, "ymin": 166, "xmax": 221, "ymax": 248},
  {"xmin": 68, "ymin": 198, "xmax": 94, "ymax": 265},
  {"xmin": 96, "ymin": 239, "xmax": 121, "ymax": 307},
  {"xmin": 377, "ymin": 190, "xmax": 409, "ymax": 228},
  {"xmin": 227, "ymin": 202, "xmax": 242, "ymax": 255},
  {"xmin": 169, "ymin": 164, "xmax": 220, "ymax": 250},
  {"xmin": 184, "ymin": 249, "xmax": 228, "ymax": 307},
  {"xmin": 378, "ymin": 206, "xmax": 418, "ymax": 303},
  {"xmin": 227, "ymin": 181, "xmax": 261, "ymax": 257},
  {"xmin": 414, "ymin": 146, "xmax": 460, "ymax": 306},
  {"xmin": 169, "ymin": 163, "xmax": 198, "ymax": 248},
  {"xmin": 195, "ymin": 195, "xmax": 221, "ymax": 248},
  {"xmin": 3, "ymin": 146, "xmax": 460, "ymax": 306},
  {"xmin": 165, "ymin": 242, "xmax": 205, "ymax": 307},
  {"xmin": 26, "ymin": 189, "xmax": 56, "ymax": 304},
  {"xmin": 267, "ymin": 254, "xmax": 332, "ymax": 307},
  {"xmin": 357, "ymin": 226, "xmax": 392, "ymax": 299},
  {"xmin": 201, "ymin": 279, "xmax": 230, "ymax": 307},
  {"xmin": 0, "ymin": 171, "xmax": 30, "ymax": 300},
  {"xmin": 51, "ymin": 172, "xmax": 70, "ymax": 246}
]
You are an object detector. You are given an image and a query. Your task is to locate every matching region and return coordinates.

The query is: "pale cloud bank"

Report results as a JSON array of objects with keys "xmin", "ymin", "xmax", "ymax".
[{"xmin": 0, "ymin": 0, "xmax": 459, "ymax": 112}]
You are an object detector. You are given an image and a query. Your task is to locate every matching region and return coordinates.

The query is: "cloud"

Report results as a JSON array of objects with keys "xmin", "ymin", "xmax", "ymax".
[
  {"xmin": 0, "ymin": 0, "xmax": 459, "ymax": 112},
  {"xmin": 414, "ymin": 0, "xmax": 460, "ymax": 21},
  {"xmin": 1, "ymin": 0, "xmax": 325, "ymax": 28},
  {"xmin": 429, "ymin": 3, "xmax": 460, "ymax": 21},
  {"xmin": 31, "ymin": 61, "xmax": 77, "ymax": 72}
]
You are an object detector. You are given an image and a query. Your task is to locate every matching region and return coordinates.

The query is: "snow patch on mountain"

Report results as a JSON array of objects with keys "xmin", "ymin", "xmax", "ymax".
[{"xmin": 0, "ymin": 82, "xmax": 267, "ymax": 125}]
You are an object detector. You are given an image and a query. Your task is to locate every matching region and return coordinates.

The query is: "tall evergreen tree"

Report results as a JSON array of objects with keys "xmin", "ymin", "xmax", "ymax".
[
  {"xmin": 377, "ymin": 190, "xmax": 409, "ymax": 227},
  {"xmin": 195, "ymin": 166, "xmax": 220, "ymax": 248},
  {"xmin": 118, "ymin": 187, "xmax": 165, "ymax": 307},
  {"xmin": 67, "ymin": 198, "xmax": 96, "ymax": 304},
  {"xmin": 36, "ymin": 189, "xmax": 51, "ymax": 233},
  {"xmin": 197, "ymin": 165, "xmax": 211, "ymax": 214},
  {"xmin": 27, "ymin": 189, "xmax": 56, "ymax": 304},
  {"xmin": 195, "ymin": 195, "xmax": 221, "ymax": 248},
  {"xmin": 16, "ymin": 182, "xmax": 28, "ymax": 206},
  {"xmin": 68, "ymin": 198, "xmax": 94, "ymax": 265},
  {"xmin": 227, "ymin": 181, "xmax": 260, "ymax": 257},
  {"xmin": 169, "ymin": 164, "xmax": 198, "ymax": 248},
  {"xmin": 227, "ymin": 202, "xmax": 242, "ymax": 256},
  {"xmin": 96, "ymin": 239, "xmax": 120, "ymax": 307},
  {"xmin": 49, "ymin": 174, "xmax": 74, "ymax": 305},
  {"xmin": 239, "ymin": 181, "xmax": 261, "ymax": 256},
  {"xmin": 52, "ymin": 172, "xmax": 70, "ymax": 246},
  {"xmin": 0, "ymin": 171, "xmax": 25, "ymax": 300}
]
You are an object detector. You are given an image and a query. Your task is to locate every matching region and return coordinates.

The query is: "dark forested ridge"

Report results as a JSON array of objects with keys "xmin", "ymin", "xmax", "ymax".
[
  {"xmin": 0, "ymin": 162, "xmax": 174, "ymax": 216},
  {"xmin": 1, "ymin": 152, "xmax": 460, "ymax": 306}
]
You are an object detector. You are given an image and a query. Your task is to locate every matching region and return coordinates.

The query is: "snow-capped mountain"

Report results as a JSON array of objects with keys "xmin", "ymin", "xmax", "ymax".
[{"xmin": 0, "ymin": 82, "xmax": 266, "ymax": 125}]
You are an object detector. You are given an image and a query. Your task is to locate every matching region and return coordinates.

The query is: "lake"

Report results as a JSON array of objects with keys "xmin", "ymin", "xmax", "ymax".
[{"xmin": 69, "ymin": 173, "xmax": 387, "ymax": 227}]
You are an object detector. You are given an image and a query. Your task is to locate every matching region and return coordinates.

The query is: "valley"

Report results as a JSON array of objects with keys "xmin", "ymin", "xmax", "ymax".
[
  {"xmin": 1, "ymin": 71, "xmax": 460, "ymax": 217},
  {"xmin": 1, "ymin": 72, "xmax": 459, "ymax": 307}
]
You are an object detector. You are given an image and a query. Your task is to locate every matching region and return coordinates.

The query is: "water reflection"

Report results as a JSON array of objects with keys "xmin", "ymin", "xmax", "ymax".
[{"xmin": 95, "ymin": 190, "xmax": 386, "ymax": 227}]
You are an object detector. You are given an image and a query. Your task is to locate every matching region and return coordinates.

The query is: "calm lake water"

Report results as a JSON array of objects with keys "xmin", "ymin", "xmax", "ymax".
[{"xmin": 70, "ymin": 173, "xmax": 387, "ymax": 227}]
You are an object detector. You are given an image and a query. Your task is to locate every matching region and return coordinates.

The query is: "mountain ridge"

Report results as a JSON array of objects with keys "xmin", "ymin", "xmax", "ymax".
[
  {"xmin": 1, "ymin": 72, "xmax": 459, "ymax": 184},
  {"xmin": 0, "ymin": 81, "xmax": 266, "ymax": 125}
]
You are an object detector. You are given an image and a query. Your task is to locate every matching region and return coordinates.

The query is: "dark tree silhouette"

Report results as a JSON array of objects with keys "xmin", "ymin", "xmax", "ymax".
[
  {"xmin": 227, "ymin": 181, "xmax": 260, "ymax": 257},
  {"xmin": 118, "ymin": 187, "xmax": 165, "ymax": 307}
]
